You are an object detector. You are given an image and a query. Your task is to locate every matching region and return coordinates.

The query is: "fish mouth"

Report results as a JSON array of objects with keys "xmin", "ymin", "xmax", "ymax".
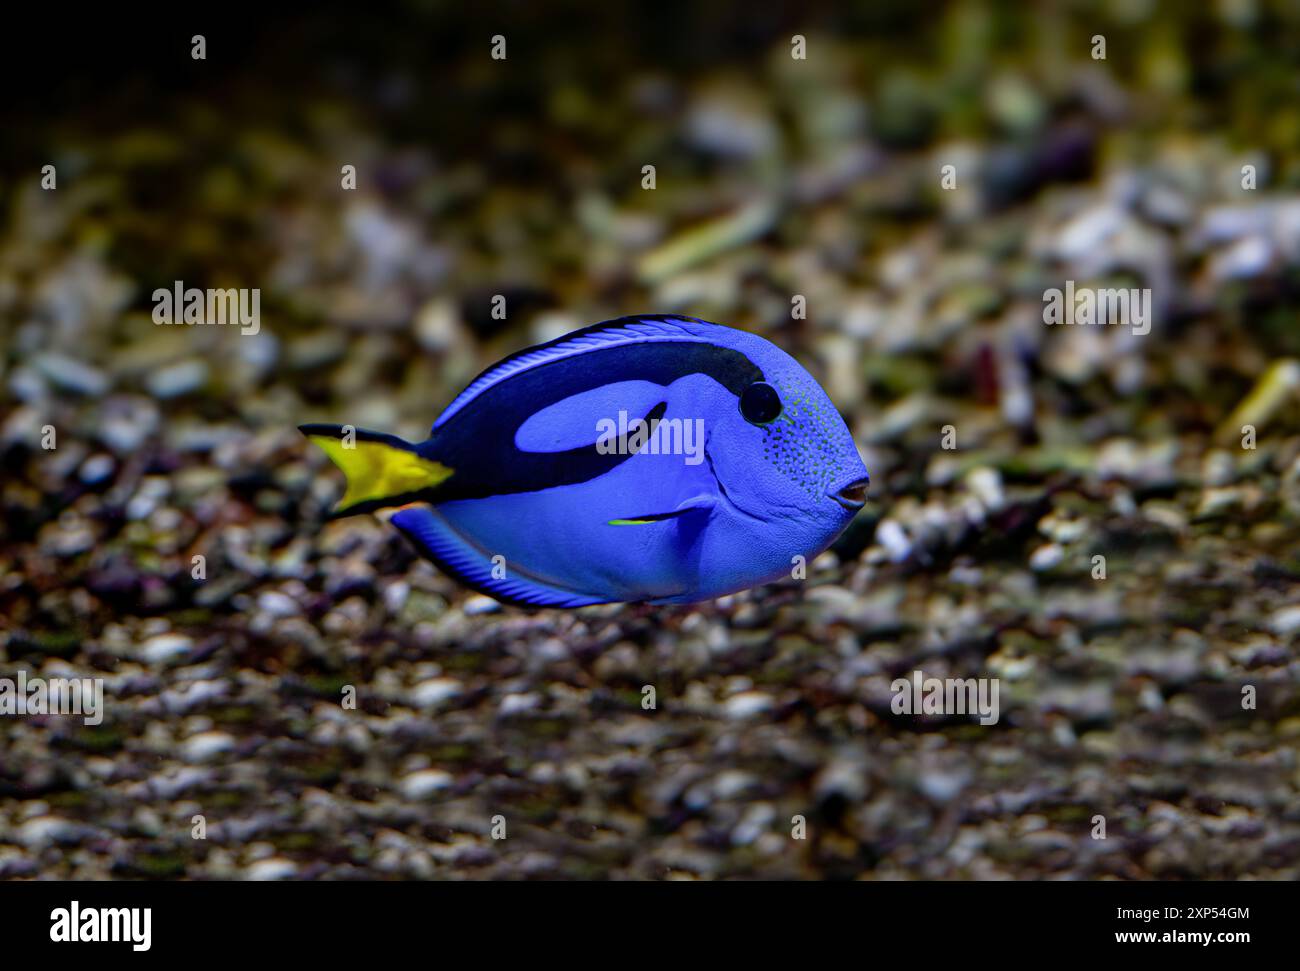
[{"xmin": 829, "ymin": 474, "xmax": 870, "ymax": 510}]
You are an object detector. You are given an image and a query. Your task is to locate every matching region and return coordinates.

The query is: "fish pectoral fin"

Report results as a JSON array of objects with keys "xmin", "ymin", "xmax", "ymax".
[{"xmin": 608, "ymin": 494, "xmax": 716, "ymax": 526}]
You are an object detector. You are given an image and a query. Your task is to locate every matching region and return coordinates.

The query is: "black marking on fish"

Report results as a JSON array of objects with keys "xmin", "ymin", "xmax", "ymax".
[{"xmin": 423, "ymin": 339, "xmax": 762, "ymax": 502}]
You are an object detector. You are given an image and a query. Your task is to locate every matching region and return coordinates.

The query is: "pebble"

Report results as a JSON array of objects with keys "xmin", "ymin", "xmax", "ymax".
[
  {"xmin": 78, "ymin": 453, "xmax": 116, "ymax": 484},
  {"xmin": 875, "ymin": 520, "xmax": 913, "ymax": 562},
  {"xmin": 1029, "ymin": 543, "xmax": 1064, "ymax": 571},
  {"xmin": 141, "ymin": 633, "xmax": 194, "ymax": 665},
  {"xmin": 160, "ymin": 680, "xmax": 228, "ymax": 715},
  {"xmin": 1268, "ymin": 606, "xmax": 1300, "ymax": 637},
  {"xmin": 382, "ymin": 580, "xmax": 410, "ymax": 614},
  {"xmin": 1201, "ymin": 450, "xmax": 1236, "ymax": 487},
  {"xmin": 245, "ymin": 858, "xmax": 298, "ymax": 881},
  {"xmin": 411, "ymin": 677, "xmax": 463, "ymax": 709},
  {"xmin": 684, "ymin": 90, "xmax": 776, "ymax": 160},
  {"xmin": 965, "ymin": 467, "xmax": 1005, "ymax": 512},
  {"xmin": 1211, "ymin": 234, "xmax": 1273, "ymax": 281},
  {"xmin": 917, "ymin": 767, "xmax": 970, "ymax": 804},
  {"xmin": 48, "ymin": 520, "xmax": 96, "ymax": 556},
  {"xmin": 33, "ymin": 352, "xmax": 110, "ymax": 396},
  {"xmin": 145, "ymin": 358, "xmax": 210, "ymax": 399},
  {"xmin": 464, "ymin": 595, "xmax": 502, "ymax": 616},
  {"xmin": 722, "ymin": 691, "xmax": 774, "ymax": 720},
  {"xmin": 1056, "ymin": 205, "xmax": 1125, "ymax": 264},
  {"xmin": 97, "ymin": 397, "xmax": 160, "ymax": 453},
  {"xmin": 181, "ymin": 731, "xmax": 236, "ymax": 763},
  {"xmin": 8, "ymin": 366, "xmax": 47, "ymax": 402},
  {"xmin": 1196, "ymin": 487, "xmax": 1244, "ymax": 519},
  {"xmin": 256, "ymin": 591, "xmax": 300, "ymax": 618},
  {"xmin": 814, "ymin": 758, "xmax": 869, "ymax": 804},
  {"xmin": 499, "ymin": 692, "xmax": 540, "ymax": 716},
  {"xmin": 400, "ymin": 769, "xmax": 455, "ymax": 800},
  {"xmin": 18, "ymin": 816, "xmax": 84, "ymax": 849},
  {"xmin": 731, "ymin": 803, "xmax": 775, "ymax": 847},
  {"xmin": 414, "ymin": 298, "xmax": 462, "ymax": 351}
]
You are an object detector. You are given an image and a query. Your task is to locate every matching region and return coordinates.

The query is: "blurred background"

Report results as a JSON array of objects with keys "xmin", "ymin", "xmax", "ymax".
[{"xmin": 1, "ymin": 0, "xmax": 1299, "ymax": 879}]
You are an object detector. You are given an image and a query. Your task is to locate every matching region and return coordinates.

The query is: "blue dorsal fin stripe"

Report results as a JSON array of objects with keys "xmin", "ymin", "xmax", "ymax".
[
  {"xmin": 432, "ymin": 315, "xmax": 724, "ymax": 433},
  {"xmin": 390, "ymin": 505, "xmax": 607, "ymax": 608}
]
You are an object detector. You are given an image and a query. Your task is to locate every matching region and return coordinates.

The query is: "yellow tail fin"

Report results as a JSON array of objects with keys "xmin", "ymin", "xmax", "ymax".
[{"xmin": 299, "ymin": 424, "xmax": 453, "ymax": 516}]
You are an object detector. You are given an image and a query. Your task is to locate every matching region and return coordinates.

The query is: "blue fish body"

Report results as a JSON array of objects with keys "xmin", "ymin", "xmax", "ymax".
[{"xmin": 301, "ymin": 316, "xmax": 869, "ymax": 607}]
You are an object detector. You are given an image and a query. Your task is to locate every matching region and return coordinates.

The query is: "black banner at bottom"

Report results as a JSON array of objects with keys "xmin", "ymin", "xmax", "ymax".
[{"xmin": 0, "ymin": 879, "xmax": 1277, "ymax": 957}]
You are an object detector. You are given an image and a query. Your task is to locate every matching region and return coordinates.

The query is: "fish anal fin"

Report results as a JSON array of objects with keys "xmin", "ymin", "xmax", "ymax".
[{"xmin": 391, "ymin": 505, "xmax": 606, "ymax": 608}]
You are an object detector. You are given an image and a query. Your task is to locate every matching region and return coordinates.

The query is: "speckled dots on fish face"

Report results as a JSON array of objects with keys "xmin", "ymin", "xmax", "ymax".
[{"xmin": 755, "ymin": 374, "xmax": 850, "ymax": 504}]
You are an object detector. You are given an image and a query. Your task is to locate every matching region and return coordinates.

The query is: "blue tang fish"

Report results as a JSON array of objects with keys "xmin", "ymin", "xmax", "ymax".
[{"xmin": 300, "ymin": 315, "xmax": 869, "ymax": 607}]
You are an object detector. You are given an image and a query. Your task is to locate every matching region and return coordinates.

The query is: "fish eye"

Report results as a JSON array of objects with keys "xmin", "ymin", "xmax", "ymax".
[{"xmin": 739, "ymin": 382, "xmax": 782, "ymax": 425}]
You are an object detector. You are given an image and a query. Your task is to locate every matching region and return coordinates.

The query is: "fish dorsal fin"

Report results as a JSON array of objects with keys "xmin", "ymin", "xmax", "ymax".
[{"xmin": 433, "ymin": 315, "xmax": 719, "ymax": 432}]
